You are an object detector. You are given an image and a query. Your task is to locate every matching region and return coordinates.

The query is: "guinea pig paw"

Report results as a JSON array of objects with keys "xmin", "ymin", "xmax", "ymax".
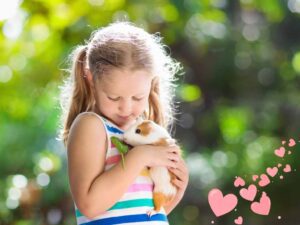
[{"xmin": 146, "ymin": 209, "xmax": 158, "ymax": 218}]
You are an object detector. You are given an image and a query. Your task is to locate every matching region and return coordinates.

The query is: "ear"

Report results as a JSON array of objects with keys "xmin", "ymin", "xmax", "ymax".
[{"xmin": 85, "ymin": 69, "xmax": 94, "ymax": 88}]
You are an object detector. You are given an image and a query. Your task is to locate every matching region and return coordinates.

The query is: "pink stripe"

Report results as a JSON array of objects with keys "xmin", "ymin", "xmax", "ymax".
[
  {"xmin": 106, "ymin": 155, "xmax": 121, "ymax": 164},
  {"xmin": 111, "ymin": 142, "xmax": 115, "ymax": 148},
  {"xmin": 127, "ymin": 183, "xmax": 153, "ymax": 192}
]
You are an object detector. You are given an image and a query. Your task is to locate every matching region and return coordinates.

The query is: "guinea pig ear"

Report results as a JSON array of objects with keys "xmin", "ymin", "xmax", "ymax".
[{"xmin": 136, "ymin": 116, "xmax": 144, "ymax": 124}]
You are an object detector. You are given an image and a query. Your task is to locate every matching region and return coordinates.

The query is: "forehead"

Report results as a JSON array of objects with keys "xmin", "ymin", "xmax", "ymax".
[{"xmin": 97, "ymin": 69, "xmax": 153, "ymax": 94}]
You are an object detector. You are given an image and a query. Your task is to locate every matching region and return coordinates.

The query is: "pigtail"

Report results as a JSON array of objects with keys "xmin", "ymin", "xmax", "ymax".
[
  {"xmin": 147, "ymin": 76, "xmax": 166, "ymax": 128},
  {"xmin": 61, "ymin": 45, "xmax": 94, "ymax": 145}
]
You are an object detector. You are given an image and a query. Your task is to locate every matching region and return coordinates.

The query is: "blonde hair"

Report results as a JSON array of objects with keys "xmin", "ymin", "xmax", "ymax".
[{"xmin": 59, "ymin": 22, "xmax": 182, "ymax": 145}]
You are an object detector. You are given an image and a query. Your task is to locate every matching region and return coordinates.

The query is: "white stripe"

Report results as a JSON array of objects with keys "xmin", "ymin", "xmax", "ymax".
[
  {"xmin": 102, "ymin": 172, "xmax": 153, "ymax": 186},
  {"xmin": 133, "ymin": 175, "xmax": 152, "ymax": 184},
  {"xmin": 105, "ymin": 164, "xmax": 115, "ymax": 170},
  {"xmin": 106, "ymin": 148, "xmax": 121, "ymax": 157},
  {"xmin": 77, "ymin": 216, "xmax": 92, "ymax": 224},
  {"xmin": 119, "ymin": 191, "xmax": 153, "ymax": 201}
]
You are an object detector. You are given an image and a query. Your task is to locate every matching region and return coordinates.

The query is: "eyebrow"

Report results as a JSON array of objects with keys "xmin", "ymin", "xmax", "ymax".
[
  {"xmin": 104, "ymin": 91, "xmax": 147, "ymax": 96},
  {"xmin": 107, "ymin": 93, "xmax": 146, "ymax": 97}
]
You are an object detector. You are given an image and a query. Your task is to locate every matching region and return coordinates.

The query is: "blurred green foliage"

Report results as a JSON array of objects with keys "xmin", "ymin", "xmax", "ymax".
[{"xmin": 1, "ymin": 0, "xmax": 300, "ymax": 224}]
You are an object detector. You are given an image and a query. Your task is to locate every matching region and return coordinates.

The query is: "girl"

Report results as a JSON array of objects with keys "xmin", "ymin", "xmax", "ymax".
[{"xmin": 59, "ymin": 22, "xmax": 189, "ymax": 225}]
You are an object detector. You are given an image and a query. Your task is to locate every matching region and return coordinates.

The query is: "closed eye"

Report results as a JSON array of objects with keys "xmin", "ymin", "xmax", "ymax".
[
  {"xmin": 107, "ymin": 96, "xmax": 144, "ymax": 101},
  {"xmin": 133, "ymin": 97, "xmax": 144, "ymax": 101},
  {"xmin": 108, "ymin": 96, "xmax": 120, "ymax": 101}
]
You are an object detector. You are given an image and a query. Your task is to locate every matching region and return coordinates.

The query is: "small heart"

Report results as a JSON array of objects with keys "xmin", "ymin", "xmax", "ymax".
[
  {"xmin": 234, "ymin": 216, "xmax": 243, "ymax": 225},
  {"xmin": 250, "ymin": 192, "xmax": 271, "ymax": 215},
  {"xmin": 280, "ymin": 175, "xmax": 284, "ymax": 179},
  {"xmin": 258, "ymin": 174, "xmax": 270, "ymax": 187},
  {"xmin": 288, "ymin": 151, "xmax": 292, "ymax": 155},
  {"xmin": 282, "ymin": 140, "xmax": 286, "ymax": 145},
  {"xmin": 266, "ymin": 167, "xmax": 278, "ymax": 177},
  {"xmin": 208, "ymin": 189, "xmax": 238, "ymax": 217},
  {"xmin": 278, "ymin": 163, "xmax": 282, "ymax": 167},
  {"xmin": 274, "ymin": 147, "xmax": 285, "ymax": 158},
  {"xmin": 252, "ymin": 175, "xmax": 258, "ymax": 182},
  {"xmin": 288, "ymin": 138, "xmax": 296, "ymax": 147},
  {"xmin": 283, "ymin": 164, "xmax": 291, "ymax": 173},
  {"xmin": 234, "ymin": 177, "xmax": 245, "ymax": 187},
  {"xmin": 239, "ymin": 184, "xmax": 257, "ymax": 201}
]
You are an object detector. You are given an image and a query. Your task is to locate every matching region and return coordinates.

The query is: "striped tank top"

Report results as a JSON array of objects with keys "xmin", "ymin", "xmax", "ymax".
[{"xmin": 75, "ymin": 112, "xmax": 169, "ymax": 225}]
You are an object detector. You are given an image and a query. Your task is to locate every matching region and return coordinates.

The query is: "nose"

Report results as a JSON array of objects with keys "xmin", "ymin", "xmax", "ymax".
[{"xmin": 118, "ymin": 99, "xmax": 132, "ymax": 116}]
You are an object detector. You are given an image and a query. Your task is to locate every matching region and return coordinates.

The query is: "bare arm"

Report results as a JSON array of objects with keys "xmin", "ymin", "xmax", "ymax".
[{"xmin": 67, "ymin": 114, "xmax": 180, "ymax": 219}]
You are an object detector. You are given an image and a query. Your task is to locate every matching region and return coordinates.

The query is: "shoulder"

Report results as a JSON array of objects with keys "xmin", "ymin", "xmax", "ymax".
[
  {"xmin": 67, "ymin": 112, "xmax": 107, "ymax": 152},
  {"xmin": 72, "ymin": 112, "xmax": 106, "ymax": 129}
]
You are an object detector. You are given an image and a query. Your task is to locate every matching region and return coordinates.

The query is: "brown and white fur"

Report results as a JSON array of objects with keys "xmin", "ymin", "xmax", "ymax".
[{"xmin": 123, "ymin": 117, "xmax": 178, "ymax": 216}]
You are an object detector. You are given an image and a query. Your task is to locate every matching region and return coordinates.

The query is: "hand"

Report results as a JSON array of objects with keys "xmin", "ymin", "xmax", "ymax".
[
  {"xmin": 130, "ymin": 145, "xmax": 180, "ymax": 169},
  {"xmin": 163, "ymin": 156, "xmax": 189, "ymax": 214},
  {"xmin": 169, "ymin": 157, "xmax": 189, "ymax": 201}
]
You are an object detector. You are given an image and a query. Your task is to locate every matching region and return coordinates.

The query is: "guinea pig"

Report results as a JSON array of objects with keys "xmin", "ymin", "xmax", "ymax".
[{"xmin": 123, "ymin": 117, "xmax": 178, "ymax": 216}]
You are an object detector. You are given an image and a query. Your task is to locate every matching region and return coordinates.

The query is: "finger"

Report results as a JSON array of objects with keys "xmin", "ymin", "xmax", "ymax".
[
  {"xmin": 174, "ymin": 158, "xmax": 188, "ymax": 173},
  {"xmin": 168, "ymin": 153, "xmax": 179, "ymax": 162},
  {"xmin": 169, "ymin": 167, "xmax": 185, "ymax": 182},
  {"xmin": 171, "ymin": 178, "xmax": 185, "ymax": 189},
  {"xmin": 168, "ymin": 161, "xmax": 177, "ymax": 169},
  {"xmin": 166, "ymin": 138, "xmax": 176, "ymax": 146},
  {"xmin": 171, "ymin": 157, "xmax": 187, "ymax": 173},
  {"xmin": 168, "ymin": 146, "xmax": 180, "ymax": 154}
]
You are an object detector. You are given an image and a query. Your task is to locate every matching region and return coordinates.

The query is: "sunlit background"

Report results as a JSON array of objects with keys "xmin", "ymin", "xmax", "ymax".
[{"xmin": 1, "ymin": 0, "xmax": 300, "ymax": 224}]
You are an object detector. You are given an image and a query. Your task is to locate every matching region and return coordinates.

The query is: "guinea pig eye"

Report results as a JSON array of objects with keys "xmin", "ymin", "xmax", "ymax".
[{"xmin": 135, "ymin": 129, "xmax": 141, "ymax": 134}]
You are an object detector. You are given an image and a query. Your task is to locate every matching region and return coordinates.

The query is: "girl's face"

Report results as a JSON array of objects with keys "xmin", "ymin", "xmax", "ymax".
[{"xmin": 92, "ymin": 69, "xmax": 153, "ymax": 130}]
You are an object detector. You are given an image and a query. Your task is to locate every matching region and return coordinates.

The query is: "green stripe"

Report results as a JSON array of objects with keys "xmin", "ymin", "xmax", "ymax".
[
  {"xmin": 76, "ymin": 209, "xmax": 83, "ymax": 217},
  {"xmin": 76, "ymin": 198, "xmax": 154, "ymax": 217},
  {"xmin": 109, "ymin": 198, "xmax": 154, "ymax": 210}
]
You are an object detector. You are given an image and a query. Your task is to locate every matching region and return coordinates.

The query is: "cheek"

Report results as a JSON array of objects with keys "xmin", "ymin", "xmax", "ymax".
[
  {"xmin": 97, "ymin": 97, "xmax": 115, "ymax": 112},
  {"xmin": 134, "ymin": 100, "xmax": 148, "ymax": 113}
]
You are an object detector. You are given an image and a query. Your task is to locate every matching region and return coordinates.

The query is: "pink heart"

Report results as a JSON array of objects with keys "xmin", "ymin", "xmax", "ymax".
[
  {"xmin": 239, "ymin": 184, "xmax": 257, "ymax": 201},
  {"xmin": 274, "ymin": 147, "xmax": 285, "ymax": 158},
  {"xmin": 266, "ymin": 167, "xmax": 278, "ymax": 177},
  {"xmin": 288, "ymin": 138, "xmax": 296, "ymax": 147},
  {"xmin": 208, "ymin": 188, "xmax": 238, "ymax": 217},
  {"xmin": 234, "ymin": 177, "xmax": 245, "ymax": 187},
  {"xmin": 258, "ymin": 174, "xmax": 270, "ymax": 187},
  {"xmin": 283, "ymin": 164, "xmax": 291, "ymax": 173},
  {"xmin": 250, "ymin": 192, "xmax": 271, "ymax": 215},
  {"xmin": 252, "ymin": 175, "xmax": 258, "ymax": 182},
  {"xmin": 234, "ymin": 216, "xmax": 243, "ymax": 225}
]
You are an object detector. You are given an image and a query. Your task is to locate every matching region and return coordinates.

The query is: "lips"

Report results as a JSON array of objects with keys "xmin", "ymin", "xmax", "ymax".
[{"xmin": 118, "ymin": 115, "xmax": 130, "ymax": 120}]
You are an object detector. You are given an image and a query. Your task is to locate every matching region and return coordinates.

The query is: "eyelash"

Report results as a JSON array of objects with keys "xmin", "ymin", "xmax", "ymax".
[
  {"xmin": 133, "ymin": 97, "xmax": 144, "ymax": 101},
  {"xmin": 108, "ymin": 97, "xmax": 120, "ymax": 101},
  {"xmin": 108, "ymin": 97, "xmax": 144, "ymax": 101}
]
